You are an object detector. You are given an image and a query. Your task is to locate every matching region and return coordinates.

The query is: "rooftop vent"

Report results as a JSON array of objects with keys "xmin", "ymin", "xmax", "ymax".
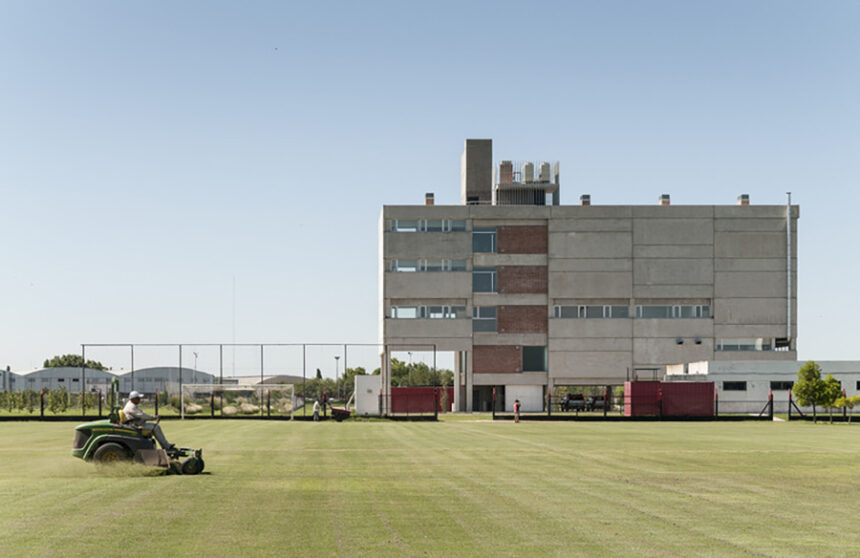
[
  {"xmin": 659, "ymin": 194, "xmax": 671, "ymax": 206},
  {"xmin": 737, "ymin": 194, "xmax": 750, "ymax": 206},
  {"xmin": 580, "ymin": 194, "xmax": 591, "ymax": 206},
  {"xmin": 425, "ymin": 193, "xmax": 434, "ymax": 206}
]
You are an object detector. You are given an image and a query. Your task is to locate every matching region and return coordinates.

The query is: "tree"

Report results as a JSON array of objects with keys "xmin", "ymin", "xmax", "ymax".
[
  {"xmin": 834, "ymin": 395, "xmax": 860, "ymax": 424},
  {"xmin": 821, "ymin": 375, "xmax": 842, "ymax": 423},
  {"xmin": 793, "ymin": 361, "xmax": 828, "ymax": 423},
  {"xmin": 43, "ymin": 354, "xmax": 107, "ymax": 371},
  {"xmin": 315, "ymin": 368, "xmax": 322, "ymax": 380}
]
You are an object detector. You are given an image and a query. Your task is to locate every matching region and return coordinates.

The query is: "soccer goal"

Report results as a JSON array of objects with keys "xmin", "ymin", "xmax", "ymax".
[{"xmin": 180, "ymin": 384, "xmax": 295, "ymax": 419}]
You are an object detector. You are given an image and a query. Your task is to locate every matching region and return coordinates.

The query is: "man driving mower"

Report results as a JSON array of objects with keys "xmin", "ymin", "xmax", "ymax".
[{"xmin": 122, "ymin": 391, "xmax": 174, "ymax": 451}]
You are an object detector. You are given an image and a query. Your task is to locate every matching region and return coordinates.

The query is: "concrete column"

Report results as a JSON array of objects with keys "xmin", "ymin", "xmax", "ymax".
[{"xmin": 465, "ymin": 349, "xmax": 474, "ymax": 412}]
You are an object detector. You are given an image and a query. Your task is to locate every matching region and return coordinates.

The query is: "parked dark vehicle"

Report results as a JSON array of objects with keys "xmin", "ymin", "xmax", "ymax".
[
  {"xmin": 587, "ymin": 396, "xmax": 606, "ymax": 412},
  {"xmin": 560, "ymin": 393, "xmax": 586, "ymax": 412}
]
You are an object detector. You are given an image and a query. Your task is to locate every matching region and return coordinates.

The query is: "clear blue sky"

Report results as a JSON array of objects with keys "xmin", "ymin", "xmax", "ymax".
[{"xmin": 1, "ymin": 1, "xmax": 858, "ymax": 376}]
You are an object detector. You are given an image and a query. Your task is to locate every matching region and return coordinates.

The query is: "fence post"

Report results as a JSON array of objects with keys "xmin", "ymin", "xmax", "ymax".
[
  {"xmin": 323, "ymin": 389, "xmax": 327, "ymax": 419},
  {"xmin": 547, "ymin": 387, "xmax": 551, "ymax": 418},
  {"xmin": 267, "ymin": 390, "xmax": 271, "ymax": 418},
  {"xmin": 492, "ymin": 387, "xmax": 496, "ymax": 420},
  {"xmin": 211, "ymin": 390, "xmax": 215, "ymax": 417},
  {"xmin": 98, "ymin": 389, "xmax": 103, "ymax": 417},
  {"xmin": 603, "ymin": 386, "xmax": 608, "ymax": 418},
  {"xmin": 155, "ymin": 389, "xmax": 159, "ymax": 416},
  {"xmin": 714, "ymin": 387, "xmax": 719, "ymax": 417},
  {"xmin": 434, "ymin": 388, "xmax": 438, "ymax": 420},
  {"xmin": 769, "ymin": 389, "xmax": 774, "ymax": 421},
  {"xmin": 843, "ymin": 389, "xmax": 848, "ymax": 421},
  {"xmin": 40, "ymin": 388, "xmax": 45, "ymax": 418},
  {"xmin": 787, "ymin": 390, "xmax": 792, "ymax": 421}
]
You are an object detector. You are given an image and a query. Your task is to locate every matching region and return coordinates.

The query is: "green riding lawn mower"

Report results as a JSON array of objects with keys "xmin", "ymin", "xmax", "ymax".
[{"xmin": 71, "ymin": 380, "xmax": 204, "ymax": 475}]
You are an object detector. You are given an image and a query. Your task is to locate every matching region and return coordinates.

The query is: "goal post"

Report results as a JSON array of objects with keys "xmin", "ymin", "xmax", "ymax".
[{"xmin": 180, "ymin": 383, "xmax": 295, "ymax": 419}]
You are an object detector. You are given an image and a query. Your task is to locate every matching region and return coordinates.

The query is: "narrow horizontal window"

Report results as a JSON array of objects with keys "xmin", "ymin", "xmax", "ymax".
[
  {"xmin": 554, "ymin": 305, "xmax": 630, "ymax": 319},
  {"xmin": 723, "ymin": 381, "xmax": 747, "ymax": 391},
  {"xmin": 770, "ymin": 381, "xmax": 793, "ymax": 391},
  {"xmin": 389, "ymin": 219, "xmax": 467, "ymax": 233},
  {"xmin": 716, "ymin": 338, "xmax": 774, "ymax": 352}
]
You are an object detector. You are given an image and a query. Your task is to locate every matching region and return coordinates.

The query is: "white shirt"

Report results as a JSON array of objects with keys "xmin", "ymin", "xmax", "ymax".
[
  {"xmin": 313, "ymin": 401, "xmax": 321, "ymax": 413},
  {"xmin": 123, "ymin": 400, "xmax": 154, "ymax": 424}
]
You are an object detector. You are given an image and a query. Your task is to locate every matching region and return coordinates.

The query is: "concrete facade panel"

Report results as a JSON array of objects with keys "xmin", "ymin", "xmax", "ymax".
[
  {"xmin": 549, "ymin": 258, "xmax": 632, "ymax": 272},
  {"xmin": 384, "ymin": 318, "xmax": 473, "ymax": 340},
  {"xmin": 715, "ymin": 232, "xmax": 794, "ymax": 258},
  {"xmin": 715, "ymin": 219, "xmax": 793, "ymax": 232},
  {"xmin": 384, "ymin": 232, "xmax": 472, "ymax": 259},
  {"xmin": 713, "ymin": 351, "xmax": 796, "ymax": 361},
  {"xmin": 633, "ymin": 219, "xmax": 714, "ymax": 245},
  {"xmin": 549, "ymin": 319, "xmax": 633, "ymax": 338},
  {"xmin": 549, "ymin": 271, "xmax": 632, "ymax": 298},
  {"xmin": 634, "ymin": 245, "xmax": 714, "ymax": 258},
  {"xmin": 548, "ymin": 232, "xmax": 632, "ymax": 259},
  {"xmin": 498, "ymin": 266, "xmax": 547, "ymax": 294},
  {"xmin": 714, "ymin": 298, "xmax": 787, "ymax": 325},
  {"xmin": 473, "ymin": 333, "xmax": 548, "ymax": 346},
  {"xmin": 714, "ymin": 272, "xmax": 786, "ymax": 298},
  {"xmin": 632, "ymin": 319, "xmax": 714, "ymax": 338},
  {"xmin": 714, "ymin": 205, "xmax": 798, "ymax": 219},
  {"xmin": 549, "ymin": 219, "xmax": 632, "ymax": 232},
  {"xmin": 550, "ymin": 206, "xmax": 633, "ymax": 219},
  {"xmin": 633, "ymin": 339, "xmax": 714, "ymax": 367},
  {"xmin": 632, "ymin": 206, "xmax": 715, "ymax": 219},
  {"xmin": 550, "ymin": 338, "xmax": 632, "ymax": 352},
  {"xmin": 473, "ymin": 254, "xmax": 547, "ymax": 267},
  {"xmin": 473, "ymin": 293, "xmax": 547, "ymax": 306},
  {"xmin": 549, "ymin": 351, "xmax": 631, "ymax": 381},
  {"xmin": 498, "ymin": 225, "xmax": 548, "ymax": 254},
  {"xmin": 632, "ymin": 285, "xmax": 714, "ymax": 298},
  {"xmin": 384, "ymin": 272, "xmax": 472, "ymax": 298},
  {"xmin": 469, "ymin": 206, "xmax": 550, "ymax": 219},
  {"xmin": 473, "ymin": 345, "xmax": 522, "ymax": 373},
  {"xmin": 633, "ymin": 259, "xmax": 713, "ymax": 285},
  {"xmin": 498, "ymin": 305, "xmax": 548, "ymax": 334},
  {"xmin": 713, "ymin": 324, "xmax": 793, "ymax": 338},
  {"xmin": 715, "ymin": 258, "xmax": 793, "ymax": 272}
]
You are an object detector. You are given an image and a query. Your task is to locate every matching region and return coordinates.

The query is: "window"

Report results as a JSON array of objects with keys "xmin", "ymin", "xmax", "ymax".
[
  {"xmin": 523, "ymin": 346, "xmax": 547, "ymax": 372},
  {"xmin": 391, "ymin": 306, "xmax": 420, "ymax": 319},
  {"xmin": 857, "ymin": 381, "xmax": 860, "ymax": 391},
  {"xmin": 723, "ymin": 381, "xmax": 747, "ymax": 391},
  {"xmin": 390, "ymin": 259, "xmax": 468, "ymax": 272},
  {"xmin": 770, "ymin": 381, "xmax": 793, "ymax": 391},
  {"xmin": 553, "ymin": 305, "xmax": 629, "ymax": 318},
  {"xmin": 472, "ymin": 227, "xmax": 497, "ymax": 253},
  {"xmin": 473, "ymin": 267, "xmax": 497, "ymax": 292},
  {"xmin": 390, "ymin": 306, "xmax": 466, "ymax": 319},
  {"xmin": 635, "ymin": 305, "xmax": 710, "ymax": 319},
  {"xmin": 57, "ymin": 378, "xmax": 65, "ymax": 383},
  {"xmin": 390, "ymin": 219, "xmax": 466, "ymax": 232},
  {"xmin": 472, "ymin": 307, "xmax": 497, "ymax": 332},
  {"xmin": 716, "ymin": 338, "xmax": 774, "ymax": 352}
]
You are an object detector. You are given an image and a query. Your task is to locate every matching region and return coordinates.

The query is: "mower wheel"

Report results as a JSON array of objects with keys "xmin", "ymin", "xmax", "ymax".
[
  {"xmin": 181, "ymin": 457, "xmax": 205, "ymax": 475},
  {"xmin": 93, "ymin": 443, "xmax": 131, "ymax": 464}
]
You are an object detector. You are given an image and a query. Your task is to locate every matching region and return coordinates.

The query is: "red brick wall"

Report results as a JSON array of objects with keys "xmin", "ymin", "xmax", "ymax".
[
  {"xmin": 473, "ymin": 345, "xmax": 522, "ymax": 373},
  {"xmin": 498, "ymin": 306, "xmax": 547, "ymax": 334},
  {"xmin": 498, "ymin": 225, "xmax": 547, "ymax": 254},
  {"xmin": 498, "ymin": 266, "xmax": 547, "ymax": 294}
]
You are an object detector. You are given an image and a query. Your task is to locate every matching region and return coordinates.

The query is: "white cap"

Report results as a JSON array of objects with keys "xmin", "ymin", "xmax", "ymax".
[{"xmin": 129, "ymin": 391, "xmax": 143, "ymax": 400}]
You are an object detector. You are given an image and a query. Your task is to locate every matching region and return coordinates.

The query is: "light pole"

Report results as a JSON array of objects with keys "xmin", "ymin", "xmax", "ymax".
[
  {"xmin": 408, "ymin": 352, "xmax": 412, "ymax": 365},
  {"xmin": 334, "ymin": 356, "xmax": 340, "ymax": 400},
  {"xmin": 193, "ymin": 352, "xmax": 199, "ymax": 372}
]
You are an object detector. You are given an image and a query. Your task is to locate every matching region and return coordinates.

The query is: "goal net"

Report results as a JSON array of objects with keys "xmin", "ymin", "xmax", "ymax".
[{"xmin": 180, "ymin": 384, "xmax": 295, "ymax": 419}]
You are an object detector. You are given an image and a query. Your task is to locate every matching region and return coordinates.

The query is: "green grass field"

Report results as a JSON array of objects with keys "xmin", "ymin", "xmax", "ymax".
[{"xmin": 1, "ymin": 418, "xmax": 858, "ymax": 557}]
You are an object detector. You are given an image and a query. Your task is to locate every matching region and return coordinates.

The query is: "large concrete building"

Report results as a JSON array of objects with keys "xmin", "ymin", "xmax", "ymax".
[{"xmin": 379, "ymin": 139, "xmax": 799, "ymax": 412}]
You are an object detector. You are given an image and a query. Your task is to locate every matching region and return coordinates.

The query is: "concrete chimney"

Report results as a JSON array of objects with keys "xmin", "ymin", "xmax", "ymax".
[
  {"xmin": 737, "ymin": 194, "xmax": 750, "ymax": 206},
  {"xmin": 425, "ymin": 193, "xmax": 435, "ymax": 206},
  {"xmin": 659, "ymin": 194, "xmax": 671, "ymax": 206},
  {"xmin": 580, "ymin": 194, "xmax": 591, "ymax": 206}
]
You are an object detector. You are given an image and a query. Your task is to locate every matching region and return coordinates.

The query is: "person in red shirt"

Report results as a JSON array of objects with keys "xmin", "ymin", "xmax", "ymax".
[{"xmin": 513, "ymin": 399, "xmax": 521, "ymax": 423}]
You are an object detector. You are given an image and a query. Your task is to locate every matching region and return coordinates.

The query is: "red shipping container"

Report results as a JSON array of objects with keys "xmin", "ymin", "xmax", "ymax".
[
  {"xmin": 661, "ymin": 382, "xmax": 714, "ymax": 417},
  {"xmin": 624, "ymin": 381, "xmax": 661, "ymax": 417},
  {"xmin": 390, "ymin": 387, "xmax": 454, "ymax": 414}
]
